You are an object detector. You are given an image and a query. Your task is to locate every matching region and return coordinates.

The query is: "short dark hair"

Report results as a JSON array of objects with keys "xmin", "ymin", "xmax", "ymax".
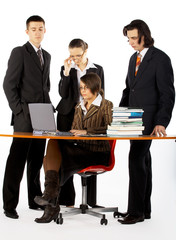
[
  {"xmin": 69, "ymin": 39, "xmax": 88, "ymax": 51},
  {"xmin": 26, "ymin": 15, "xmax": 45, "ymax": 29},
  {"xmin": 123, "ymin": 19, "xmax": 154, "ymax": 47},
  {"xmin": 80, "ymin": 73, "xmax": 103, "ymax": 95}
]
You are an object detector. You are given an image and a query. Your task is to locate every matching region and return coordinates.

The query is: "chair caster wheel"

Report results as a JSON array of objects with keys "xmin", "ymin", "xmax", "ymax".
[
  {"xmin": 113, "ymin": 212, "xmax": 120, "ymax": 218},
  {"xmin": 56, "ymin": 218, "xmax": 63, "ymax": 225},
  {"xmin": 100, "ymin": 218, "xmax": 108, "ymax": 225}
]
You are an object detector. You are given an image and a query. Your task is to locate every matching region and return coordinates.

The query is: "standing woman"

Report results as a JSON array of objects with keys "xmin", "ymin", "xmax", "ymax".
[{"xmin": 56, "ymin": 39, "xmax": 104, "ymax": 207}]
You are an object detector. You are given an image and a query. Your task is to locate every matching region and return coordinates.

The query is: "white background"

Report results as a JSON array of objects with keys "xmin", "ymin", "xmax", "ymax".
[{"xmin": 0, "ymin": 0, "xmax": 176, "ymax": 239}]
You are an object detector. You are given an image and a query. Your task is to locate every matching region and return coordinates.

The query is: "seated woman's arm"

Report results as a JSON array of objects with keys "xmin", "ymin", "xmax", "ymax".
[{"xmin": 86, "ymin": 100, "xmax": 113, "ymax": 134}]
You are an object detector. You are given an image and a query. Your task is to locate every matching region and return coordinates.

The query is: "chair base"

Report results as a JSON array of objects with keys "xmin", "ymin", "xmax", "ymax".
[{"xmin": 56, "ymin": 205, "xmax": 119, "ymax": 225}]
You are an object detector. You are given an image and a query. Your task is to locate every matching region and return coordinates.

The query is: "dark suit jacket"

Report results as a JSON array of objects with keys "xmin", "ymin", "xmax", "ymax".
[
  {"xmin": 3, "ymin": 41, "xmax": 51, "ymax": 130},
  {"xmin": 119, "ymin": 46, "xmax": 175, "ymax": 134},
  {"xmin": 56, "ymin": 64, "xmax": 104, "ymax": 115}
]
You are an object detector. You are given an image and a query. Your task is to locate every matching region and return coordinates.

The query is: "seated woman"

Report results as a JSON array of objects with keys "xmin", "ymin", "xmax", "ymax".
[{"xmin": 34, "ymin": 72, "xmax": 113, "ymax": 223}]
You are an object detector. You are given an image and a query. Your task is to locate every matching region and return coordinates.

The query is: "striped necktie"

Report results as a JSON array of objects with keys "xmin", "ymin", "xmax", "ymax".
[
  {"xmin": 135, "ymin": 53, "xmax": 142, "ymax": 76},
  {"xmin": 37, "ymin": 49, "xmax": 44, "ymax": 68}
]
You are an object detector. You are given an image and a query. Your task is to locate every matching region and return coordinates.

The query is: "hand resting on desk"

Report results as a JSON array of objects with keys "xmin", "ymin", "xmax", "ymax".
[
  {"xmin": 150, "ymin": 125, "xmax": 167, "ymax": 137},
  {"xmin": 70, "ymin": 129, "xmax": 87, "ymax": 136}
]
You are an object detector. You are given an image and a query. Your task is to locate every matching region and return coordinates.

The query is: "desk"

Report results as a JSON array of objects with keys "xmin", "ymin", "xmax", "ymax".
[
  {"xmin": 0, "ymin": 132, "xmax": 175, "ymax": 225},
  {"xmin": 0, "ymin": 132, "xmax": 176, "ymax": 140}
]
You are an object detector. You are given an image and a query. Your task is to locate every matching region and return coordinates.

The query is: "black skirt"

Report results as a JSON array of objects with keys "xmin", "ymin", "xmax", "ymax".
[{"xmin": 59, "ymin": 140, "xmax": 110, "ymax": 186}]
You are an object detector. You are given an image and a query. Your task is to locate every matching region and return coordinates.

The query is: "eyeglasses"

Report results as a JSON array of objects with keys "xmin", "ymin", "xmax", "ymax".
[
  {"xmin": 70, "ymin": 52, "xmax": 84, "ymax": 59},
  {"xmin": 80, "ymin": 86, "xmax": 89, "ymax": 91}
]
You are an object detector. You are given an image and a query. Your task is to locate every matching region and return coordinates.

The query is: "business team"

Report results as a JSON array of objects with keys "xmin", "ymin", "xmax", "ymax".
[{"xmin": 2, "ymin": 16, "xmax": 175, "ymax": 224}]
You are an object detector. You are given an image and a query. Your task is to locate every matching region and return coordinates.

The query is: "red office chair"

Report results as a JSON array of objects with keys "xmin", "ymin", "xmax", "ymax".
[{"xmin": 56, "ymin": 140, "xmax": 118, "ymax": 225}]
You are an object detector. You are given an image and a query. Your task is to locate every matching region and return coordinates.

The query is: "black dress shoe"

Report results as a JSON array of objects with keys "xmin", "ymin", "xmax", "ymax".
[
  {"xmin": 117, "ymin": 212, "xmax": 128, "ymax": 218},
  {"xmin": 117, "ymin": 212, "xmax": 151, "ymax": 219},
  {"xmin": 4, "ymin": 209, "xmax": 19, "ymax": 219},
  {"xmin": 145, "ymin": 213, "xmax": 151, "ymax": 219},
  {"xmin": 118, "ymin": 214, "xmax": 144, "ymax": 224}
]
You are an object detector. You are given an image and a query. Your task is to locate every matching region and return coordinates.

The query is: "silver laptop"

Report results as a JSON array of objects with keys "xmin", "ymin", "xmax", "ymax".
[{"xmin": 28, "ymin": 103, "xmax": 73, "ymax": 136}]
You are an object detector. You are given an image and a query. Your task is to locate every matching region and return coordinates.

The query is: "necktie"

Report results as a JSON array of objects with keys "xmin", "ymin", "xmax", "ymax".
[
  {"xmin": 37, "ymin": 49, "xmax": 44, "ymax": 68},
  {"xmin": 135, "ymin": 53, "xmax": 142, "ymax": 76}
]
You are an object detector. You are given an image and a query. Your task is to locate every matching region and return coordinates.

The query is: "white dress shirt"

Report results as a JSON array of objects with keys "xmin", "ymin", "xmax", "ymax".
[
  {"xmin": 138, "ymin": 48, "xmax": 149, "ymax": 62},
  {"xmin": 29, "ymin": 41, "xmax": 44, "ymax": 64},
  {"xmin": 72, "ymin": 59, "xmax": 97, "ymax": 86},
  {"xmin": 71, "ymin": 59, "xmax": 97, "ymax": 101},
  {"xmin": 79, "ymin": 93, "xmax": 102, "ymax": 116}
]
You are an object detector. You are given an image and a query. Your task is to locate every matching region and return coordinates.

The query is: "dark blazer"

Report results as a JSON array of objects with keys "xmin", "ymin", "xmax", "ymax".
[
  {"xmin": 120, "ymin": 46, "xmax": 175, "ymax": 134},
  {"xmin": 3, "ymin": 41, "xmax": 51, "ymax": 129},
  {"xmin": 56, "ymin": 64, "xmax": 104, "ymax": 115}
]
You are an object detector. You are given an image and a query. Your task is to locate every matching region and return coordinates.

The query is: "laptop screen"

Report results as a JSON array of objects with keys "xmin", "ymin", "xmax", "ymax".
[{"xmin": 28, "ymin": 103, "xmax": 56, "ymax": 133}]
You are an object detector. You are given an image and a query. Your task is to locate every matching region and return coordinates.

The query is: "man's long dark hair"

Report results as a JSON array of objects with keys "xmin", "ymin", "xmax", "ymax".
[{"xmin": 123, "ymin": 19, "xmax": 154, "ymax": 48}]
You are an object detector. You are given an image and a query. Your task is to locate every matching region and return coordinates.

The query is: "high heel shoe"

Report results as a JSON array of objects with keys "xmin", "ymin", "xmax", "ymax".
[{"xmin": 35, "ymin": 204, "xmax": 60, "ymax": 223}]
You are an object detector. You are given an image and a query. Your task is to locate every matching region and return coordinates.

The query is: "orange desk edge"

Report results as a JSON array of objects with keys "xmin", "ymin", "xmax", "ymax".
[{"xmin": 0, "ymin": 132, "xmax": 176, "ymax": 140}]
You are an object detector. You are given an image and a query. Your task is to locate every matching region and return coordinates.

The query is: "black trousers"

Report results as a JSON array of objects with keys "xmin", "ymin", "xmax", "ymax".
[
  {"xmin": 3, "ymin": 111, "xmax": 46, "ymax": 210},
  {"xmin": 3, "ymin": 137, "xmax": 46, "ymax": 210},
  {"xmin": 57, "ymin": 111, "xmax": 97, "ymax": 206},
  {"xmin": 127, "ymin": 140, "xmax": 152, "ymax": 217}
]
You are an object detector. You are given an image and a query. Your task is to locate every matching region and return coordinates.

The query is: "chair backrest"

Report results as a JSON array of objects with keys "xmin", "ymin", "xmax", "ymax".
[{"xmin": 78, "ymin": 140, "xmax": 116, "ymax": 175}]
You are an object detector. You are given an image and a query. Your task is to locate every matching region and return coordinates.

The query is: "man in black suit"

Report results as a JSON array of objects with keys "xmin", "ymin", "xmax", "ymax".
[
  {"xmin": 3, "ymin": 15, "xmax": 51, "ymax": 219},
  {"xmin": 118, "ymin": 20, "xmax": 175, "ymax": 224}
]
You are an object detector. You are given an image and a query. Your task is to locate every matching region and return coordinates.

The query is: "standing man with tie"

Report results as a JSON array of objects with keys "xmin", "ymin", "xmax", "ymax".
[
  {"xmin": 118, "ymin": 19, "xmax": 175, "ymax": 224},
  {"xmin": 3, "ymin": 15, "xmax": 51, "ymax": 219}
]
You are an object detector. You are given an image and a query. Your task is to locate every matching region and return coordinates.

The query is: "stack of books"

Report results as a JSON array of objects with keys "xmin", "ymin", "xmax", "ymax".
[{"xmin": 107, "ymin": 107, "xmax": 145, "ymax": 136}]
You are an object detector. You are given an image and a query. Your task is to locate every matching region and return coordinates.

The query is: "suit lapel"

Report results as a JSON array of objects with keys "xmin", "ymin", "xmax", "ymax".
[
  {"xmin": 83, "ymin": 105, "xmax": 99, "ymax": 121},
  {"xmin": 136, "ymin": 47, "xmax": 153, "ymax": 79},
  {"xmin": 42, "ymin": 50, "xmax": 50, "ymax": 73},
  {"xmin": 76, "ymin": 105, "xmax": 84, "ymax": 128},
  {"xmin": 86, "ymin": 68, "xmax": 96, "ymax": 74},
  {"xmin": 25, "ymin": 42, "xmax": 43, "ymax": 71},
  {"xmin": 131, "ymin": 47, "xmax": 154, "ymax": 87},
  {"xmin": 129, "ymin": 53, "xmax": 137, "ymax": 87}
]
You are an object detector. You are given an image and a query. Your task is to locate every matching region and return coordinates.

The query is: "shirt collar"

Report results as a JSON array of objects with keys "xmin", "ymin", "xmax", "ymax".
[
  {"xmin": 79, "ymin": 94, "xmax": 102, "ymax": 114},
  {"xmin": 91, "ymin": 93, "xmax": 102, "ymax": 106},
  {"xmin": 138, "ymin": 48, "xmax": 149, "ymax": 61},
  {"xmin": 29, "ymin": 41, "xmax": 42, "ymax": 53},
  {"xmin": 72, "ymin": 59, "xmax": 97, "ymax": 71}
]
